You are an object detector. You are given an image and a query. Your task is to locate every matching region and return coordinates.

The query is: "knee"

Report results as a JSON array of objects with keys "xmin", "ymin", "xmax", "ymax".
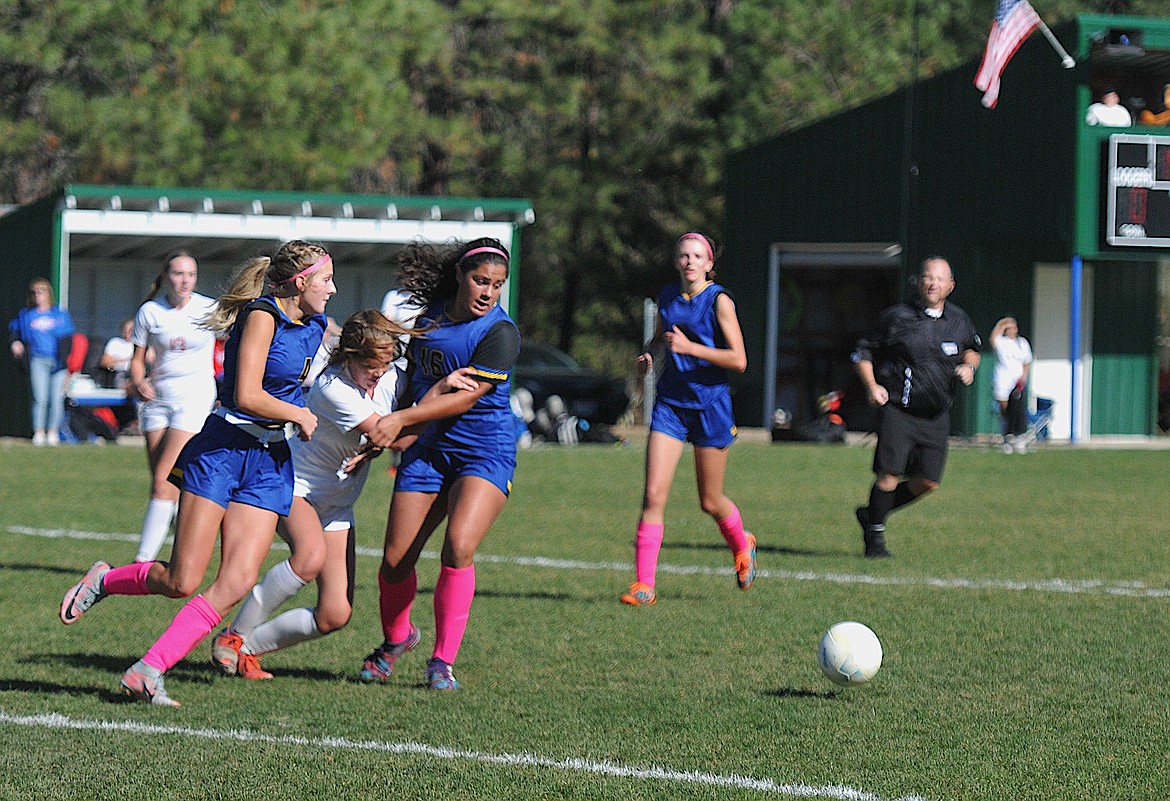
[
  {"xmin": 290, "ymin": 542, "xmax": 327, "ymax": 582},
  {"xmin": 642, "ymin": 486, "xmax": 670, "ymax": 514},
  {"xmin": 698, "ymin": 494, "xmax": 725, "ymax": 518},
  {"xmin": 380, "ymin": 559, "xmax": 412, "ymax": 585},
  {"xmin": 316, "ymin": 606, "xmax": 352, "ymax": 634},
  {"xmin": 156, "ymin": 570, "xmax": 199, "ymax": 600},
  {"xmin": 915, "ymin": 478, "xmax": 940, "ymax": 495}
]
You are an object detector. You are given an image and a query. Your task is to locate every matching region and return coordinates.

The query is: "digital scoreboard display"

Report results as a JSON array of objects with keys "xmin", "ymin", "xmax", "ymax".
[{"xmin": 1107, "ymin": 133, "xmax": 1170, "ymax": 248}]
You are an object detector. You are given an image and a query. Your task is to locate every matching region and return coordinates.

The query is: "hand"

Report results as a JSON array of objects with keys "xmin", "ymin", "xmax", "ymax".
[
  {"xmin": 296, "ymin": 409, "xmax": 318, "ymax": 441},
  {"xmin": 133, "ymin": 378, "xmax": 156, "ymax": 402},
  {"xmin": 368, "ymin": 412, "xmax": 405, "ymax": 448},
  {"xmin": 10, "ymin": 341, "xmax": 25, "ymax": 360},
  {"xmin": 342, "ymin": 444, "xmax": 382, "ymax": 473},
  {"xmin": 438, "ymin": 366, "xmax": 480, "ymax": 394},
  {"xmin": 955, "ymin": 363, "xmax": 976, "ymax": 386},
  {"xmin": 663, "ymin": 326, "xmax": 694, "ymax": 356},
  {"xmin": 636, "ymin": 351, "xmax": 653, "ymax": 376},
  {"xmin": 866, "ymin": 383, "xmax": 889, "ymax": 407}
]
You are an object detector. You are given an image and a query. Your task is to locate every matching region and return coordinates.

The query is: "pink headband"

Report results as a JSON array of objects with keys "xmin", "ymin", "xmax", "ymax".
[
  {"xmin": 274, "ymin": 254, "xmax": 331, "ymax": 286},
  {"xmin": 677, "ymin": 232, "xmax": 714, "ymax": 261},
  {"xmin": 458, "ymin": 246, "xmax": 509, "ymax": 265}
]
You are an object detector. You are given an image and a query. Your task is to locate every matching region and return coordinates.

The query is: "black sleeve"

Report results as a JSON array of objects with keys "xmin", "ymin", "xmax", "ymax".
[{"xmin": 469, "ymin": 321, "xmax": 520, "ymax": 383}]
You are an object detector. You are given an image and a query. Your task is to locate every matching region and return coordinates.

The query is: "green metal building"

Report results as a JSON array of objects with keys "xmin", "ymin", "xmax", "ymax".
[
  {"xmin": 724, "ymin": 14, "xmax": 1170, "ymax": 441},
  {"xmin": 0, "ymin": 185, "xmax": 533, "ymax": 439}
]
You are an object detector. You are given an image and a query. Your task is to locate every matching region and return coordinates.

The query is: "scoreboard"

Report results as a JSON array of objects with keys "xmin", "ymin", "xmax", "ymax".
[{"xmin": 1106, "ymin": 133, "xmax": 1170, "ymax": 248}]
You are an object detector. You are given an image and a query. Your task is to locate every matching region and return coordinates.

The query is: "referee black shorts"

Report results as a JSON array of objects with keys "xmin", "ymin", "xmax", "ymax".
[{"xmin": 872, "ymin": 404, "xmax": 950, "ymax": 483}]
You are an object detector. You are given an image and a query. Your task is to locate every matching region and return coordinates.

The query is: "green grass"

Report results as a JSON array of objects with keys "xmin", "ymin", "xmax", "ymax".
[{"xmin": 1, "ymin": 439, "xmax": 1169, "ymax": 800}]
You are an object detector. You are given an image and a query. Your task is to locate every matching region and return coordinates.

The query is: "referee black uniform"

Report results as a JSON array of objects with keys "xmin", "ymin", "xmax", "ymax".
[{"xmin": 852, "ymin": 257, "xmax": 981, "ymax": 557}]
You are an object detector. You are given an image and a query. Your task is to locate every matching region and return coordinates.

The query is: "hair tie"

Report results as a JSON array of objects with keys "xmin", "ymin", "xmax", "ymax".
[
  {"xmin": 273, "ymin": 254, "xmax": 331, "ymax": 287},
  {"xmin": 677, "ymin": 232, "xmax": 714, "ymax": 261},
  {"xmin": 457, "ymin": 246, "xmax": 509, "ymax": 265}
]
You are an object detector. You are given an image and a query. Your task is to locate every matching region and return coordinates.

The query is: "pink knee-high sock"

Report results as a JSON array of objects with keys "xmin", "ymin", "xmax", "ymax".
[
  {"xmin": 717, "ymin": 504, "xmax": 750, "ymax": 555},
  {"xmin": 432, "ymin": 565, "xmax": 475, "ymax": 666},
  {"xmin": 634, "ymin": 521, "xmax": 664, "ymax": 587},
  {"xmin": 102, "ymin": 561, "xmax": 153, "ymax": 596},
  {"xmin": 379, "ymin": 569, "xmax": 418, "ymax": 644},
  {"xmin": 142, "ymin": 595, "xmax": 221, "ymax": 673}
]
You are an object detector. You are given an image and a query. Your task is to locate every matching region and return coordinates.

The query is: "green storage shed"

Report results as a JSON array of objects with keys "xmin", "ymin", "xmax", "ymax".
[
  {"xmin": 724, "ymin": 14, "xmax": 1170, "ymax": 442},
  {"xmin": 0, "ymin": 185, "xmax": 533, "ymax": 439}
]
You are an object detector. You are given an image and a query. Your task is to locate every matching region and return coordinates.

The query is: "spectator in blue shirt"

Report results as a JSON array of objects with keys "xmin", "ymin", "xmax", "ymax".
[{"xmin": 8, "ymin": 278, "xmax": 75, "ymax": 445}]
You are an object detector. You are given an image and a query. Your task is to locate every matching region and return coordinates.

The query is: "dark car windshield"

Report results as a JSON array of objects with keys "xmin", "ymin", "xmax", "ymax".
[{"xmin": 517, "ymin": 343, "xmax": 582, "ymax": 371}]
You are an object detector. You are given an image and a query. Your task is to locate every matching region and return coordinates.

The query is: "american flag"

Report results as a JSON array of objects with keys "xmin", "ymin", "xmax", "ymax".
[{"xmin": 973, "ymin": 0, "xmax": 1042, "ymax": 109}]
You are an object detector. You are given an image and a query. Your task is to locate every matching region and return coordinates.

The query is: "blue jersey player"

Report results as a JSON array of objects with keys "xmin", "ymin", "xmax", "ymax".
[
  {"xmin": 621, "ymin": 232, "xmax": 756, "ymax": 607},
  {"xmin": 360, "ymin": 238, "xmax": 520, "ymax": 691},
  {"xmin": 59, "ymin": 240, "xmax": 336, "ymax": 706}
]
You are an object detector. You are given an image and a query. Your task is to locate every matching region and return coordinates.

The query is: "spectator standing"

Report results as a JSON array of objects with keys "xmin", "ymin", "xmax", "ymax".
[
  {"xmin": 8, "ymin": 278, "xmax": 75, "ymax": 445},
  {"xmin": 989, "ymin": 316, "xmax": 1033, "ymax": 445}
]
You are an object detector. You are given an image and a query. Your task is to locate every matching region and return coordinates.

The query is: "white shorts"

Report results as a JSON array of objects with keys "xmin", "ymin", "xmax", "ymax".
[{"xmin": 138, "ymin": 391, "xmax": 216, "ymax": 434}]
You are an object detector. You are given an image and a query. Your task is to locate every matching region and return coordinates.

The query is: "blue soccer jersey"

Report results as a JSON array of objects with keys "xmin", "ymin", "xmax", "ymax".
[
  {"xmin": 217, "ymin": 296, "xmax": 328, "ymax": 425},
  {"xmin": 654, "ymin": 281, "xmax": 732, "ymax": 410},
  {"xmin": 408, "ymin": 300, "xmax": 519, "ymax": 456}
]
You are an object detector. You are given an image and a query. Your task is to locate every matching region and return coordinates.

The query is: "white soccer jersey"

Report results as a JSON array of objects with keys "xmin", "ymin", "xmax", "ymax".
[
  {"xmin": 133, "ymin": 293, "xmax": 218, "ymax": 402},
  {"xmin": 290, "ymin": 360, "xmax": 406, "ymax": 515}
]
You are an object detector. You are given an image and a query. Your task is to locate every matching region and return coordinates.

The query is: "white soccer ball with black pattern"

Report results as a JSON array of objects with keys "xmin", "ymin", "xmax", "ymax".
[{"xmin": 817, "ymin": 621, "xmax": 883, "ymax": 686}]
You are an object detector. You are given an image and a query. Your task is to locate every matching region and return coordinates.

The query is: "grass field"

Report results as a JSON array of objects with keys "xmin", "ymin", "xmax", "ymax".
[{"xmin": 1, "ymin": 437, "xmax": 1169, "ymax": 800}]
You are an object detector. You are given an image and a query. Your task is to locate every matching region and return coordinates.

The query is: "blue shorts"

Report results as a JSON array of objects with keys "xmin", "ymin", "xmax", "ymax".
[
  {"xmin": 395, "ymin": 445, "xmax": 514, "ymax": 497},
  {"xmin": 170, "ymin": 413, "xmax": 295, "ymax": 515},
  {"xmin": 650, "ymin": 396, "xmax": 737, "ymax": 449}
]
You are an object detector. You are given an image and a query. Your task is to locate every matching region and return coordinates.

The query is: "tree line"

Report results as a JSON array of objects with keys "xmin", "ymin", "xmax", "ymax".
[{"xmin": 0, "ymin": 0, "xmax": 1150, "ymax": 371}]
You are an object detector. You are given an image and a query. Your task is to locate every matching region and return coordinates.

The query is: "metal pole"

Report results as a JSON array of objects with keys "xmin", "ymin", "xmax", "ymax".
[
  {"xmin": 642, "ymin": 297, "xmax": 656, "ymax": 426},
  {"xmin": 1069, "ymin": 255, "xmax": 1082, "ymax": 442},
  {"xmin": 764, "ymin": 245, "xmax": 781, "ymax": 428}
]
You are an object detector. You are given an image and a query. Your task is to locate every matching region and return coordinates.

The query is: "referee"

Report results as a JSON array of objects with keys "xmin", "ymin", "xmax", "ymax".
[{"xmin": 852, "ymin": 256, "xmax": 981, "ymax": 558}]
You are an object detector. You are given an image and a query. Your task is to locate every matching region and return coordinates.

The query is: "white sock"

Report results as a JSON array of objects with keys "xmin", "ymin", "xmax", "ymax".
[
  {"xmin": 135, "ymin": 498, "xmax": 177, "ymax": 562},
  {"xmin": 230, "ymin": 559, "xmax": 308, "ymax": 638},
  {"xmin": 244, "ymin": 608, "xmax": 323, "ymax": 655}
]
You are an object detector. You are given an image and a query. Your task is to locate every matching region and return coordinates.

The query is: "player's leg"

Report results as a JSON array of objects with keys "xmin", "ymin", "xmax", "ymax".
[
  {"xmin": 427, "ymin": 475, "xmax": 508, "ymax": 690},
  {"xmin": 213, "ymin": 497, "xmax": 324, "ymax": 674},
  {"xmin": 360, "ymin": 490, "xmax": 446, "ymax": 682},
  {"xmin": 622, "ymin": 427, "xmax": 686, "ymax": 605},
  {"xmin": 135, "ymin": 423, "xmax": 195, "ymax": 562},
  {"xmin": 123, "ymin": 501, "xmax": 277, "ymax": 703},
  {"xmin": 693, "ymin": 444, "xmax": 756, "ymax": 590}
]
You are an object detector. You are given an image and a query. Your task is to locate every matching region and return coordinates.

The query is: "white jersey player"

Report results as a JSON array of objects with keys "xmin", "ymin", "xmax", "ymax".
[{"xmin": 128, "ymin": 252, "xmax": 218, "ymax": 563}]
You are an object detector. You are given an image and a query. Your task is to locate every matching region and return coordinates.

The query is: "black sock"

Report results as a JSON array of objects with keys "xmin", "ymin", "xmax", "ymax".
[
  {"xmin": 867, "ymin": 485, "xmax": 895, "ymax": 527},
  {"xmin": 892, "ymin": 481, "xmax": 920, "ymax": 511}
]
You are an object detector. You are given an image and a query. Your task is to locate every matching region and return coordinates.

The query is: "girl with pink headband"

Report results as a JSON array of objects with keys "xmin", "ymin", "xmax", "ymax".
[
  {"xmin": 359, "ymin": 237, "xmax": 520, "ymax": 690},
  {"xmin": 60, "ymin": 240, "xmax": 337, "ymax": 706},
  {"xmin": 622, "ymin": 231, "xmax": 757, "ymax": 606}
]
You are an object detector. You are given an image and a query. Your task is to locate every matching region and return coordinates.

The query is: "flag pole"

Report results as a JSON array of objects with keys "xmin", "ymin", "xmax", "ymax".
[{"xmin": 1037, "ymin": 19, "xmax": 1076, "ymax": 68}]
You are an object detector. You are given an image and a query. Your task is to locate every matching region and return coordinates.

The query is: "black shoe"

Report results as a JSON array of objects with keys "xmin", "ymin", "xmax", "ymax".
[{"xmin": 856, "ymin": 506, "xmax": 893, "ymax": 558}]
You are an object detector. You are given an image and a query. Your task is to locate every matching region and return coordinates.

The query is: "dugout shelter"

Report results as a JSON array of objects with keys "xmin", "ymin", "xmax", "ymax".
[
  {"xmin": 0, "ymin": 184, "xmax": 534, "ymax": 439},
  {"xmin": 723, "ymin": 13, "xmax": 1170, "ymax": 441}
]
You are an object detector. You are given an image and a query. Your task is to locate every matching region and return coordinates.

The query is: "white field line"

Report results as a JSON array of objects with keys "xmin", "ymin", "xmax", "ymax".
[
  {"xmin": 7, "ymin": 524, "xmax": 1170, "ymax": 599},
  {"xmin": 0, "ymin": 711, "xmax": 930, "ymax": 801}
]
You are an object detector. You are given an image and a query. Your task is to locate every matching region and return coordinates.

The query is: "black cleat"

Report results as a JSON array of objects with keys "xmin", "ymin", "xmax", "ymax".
[{"xmin": 856, "ymin": 506, "xmax": 893, "ymax": 558}]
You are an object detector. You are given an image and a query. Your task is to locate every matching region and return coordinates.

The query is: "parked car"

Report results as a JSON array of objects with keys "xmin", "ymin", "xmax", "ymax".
[{"xmin": 513, "ymin": 341, "xmax": 630, "ymax": 425}]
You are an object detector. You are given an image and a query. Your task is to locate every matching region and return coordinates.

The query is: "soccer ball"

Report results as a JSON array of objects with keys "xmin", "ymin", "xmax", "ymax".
[{"xmin": 817, "ymin": 621, "xmax": 883, "ymax": 686}]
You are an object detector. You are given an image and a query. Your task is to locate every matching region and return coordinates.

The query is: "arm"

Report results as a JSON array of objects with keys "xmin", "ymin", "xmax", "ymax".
[
  {"xmin": 855, "ymin": 358, "xmax": 888, "ymax": 406},
  {"xmin": 365, "ymin": 378, "xmax": 493, "ymax": 449},
  {"xmin": 128, "ymin": 345, "xmax": 153, "ymax": 400},
  {"xmin": 234, "ymin": 311, "xmax": 318, "ymax": 439},
  {"xmin": 954, "ymin": 351, "xmax": 981, "ymax": 386},
  {"xmin": 636, "ymin": 318, "xmax": 665, "ymax": 376}
]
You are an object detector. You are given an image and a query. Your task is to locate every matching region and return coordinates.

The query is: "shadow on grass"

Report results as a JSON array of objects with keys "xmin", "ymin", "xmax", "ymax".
[
  {"xmin": 1, "ymin": 562, "xmax": 92, "ymax": 577},
  {"xmin": 765, "ymin": 687, "xmax": 841, "ymax": 700},
  {"xmin": 661, "ymin": 540, "xmax": 825, "ymax": 557}
]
